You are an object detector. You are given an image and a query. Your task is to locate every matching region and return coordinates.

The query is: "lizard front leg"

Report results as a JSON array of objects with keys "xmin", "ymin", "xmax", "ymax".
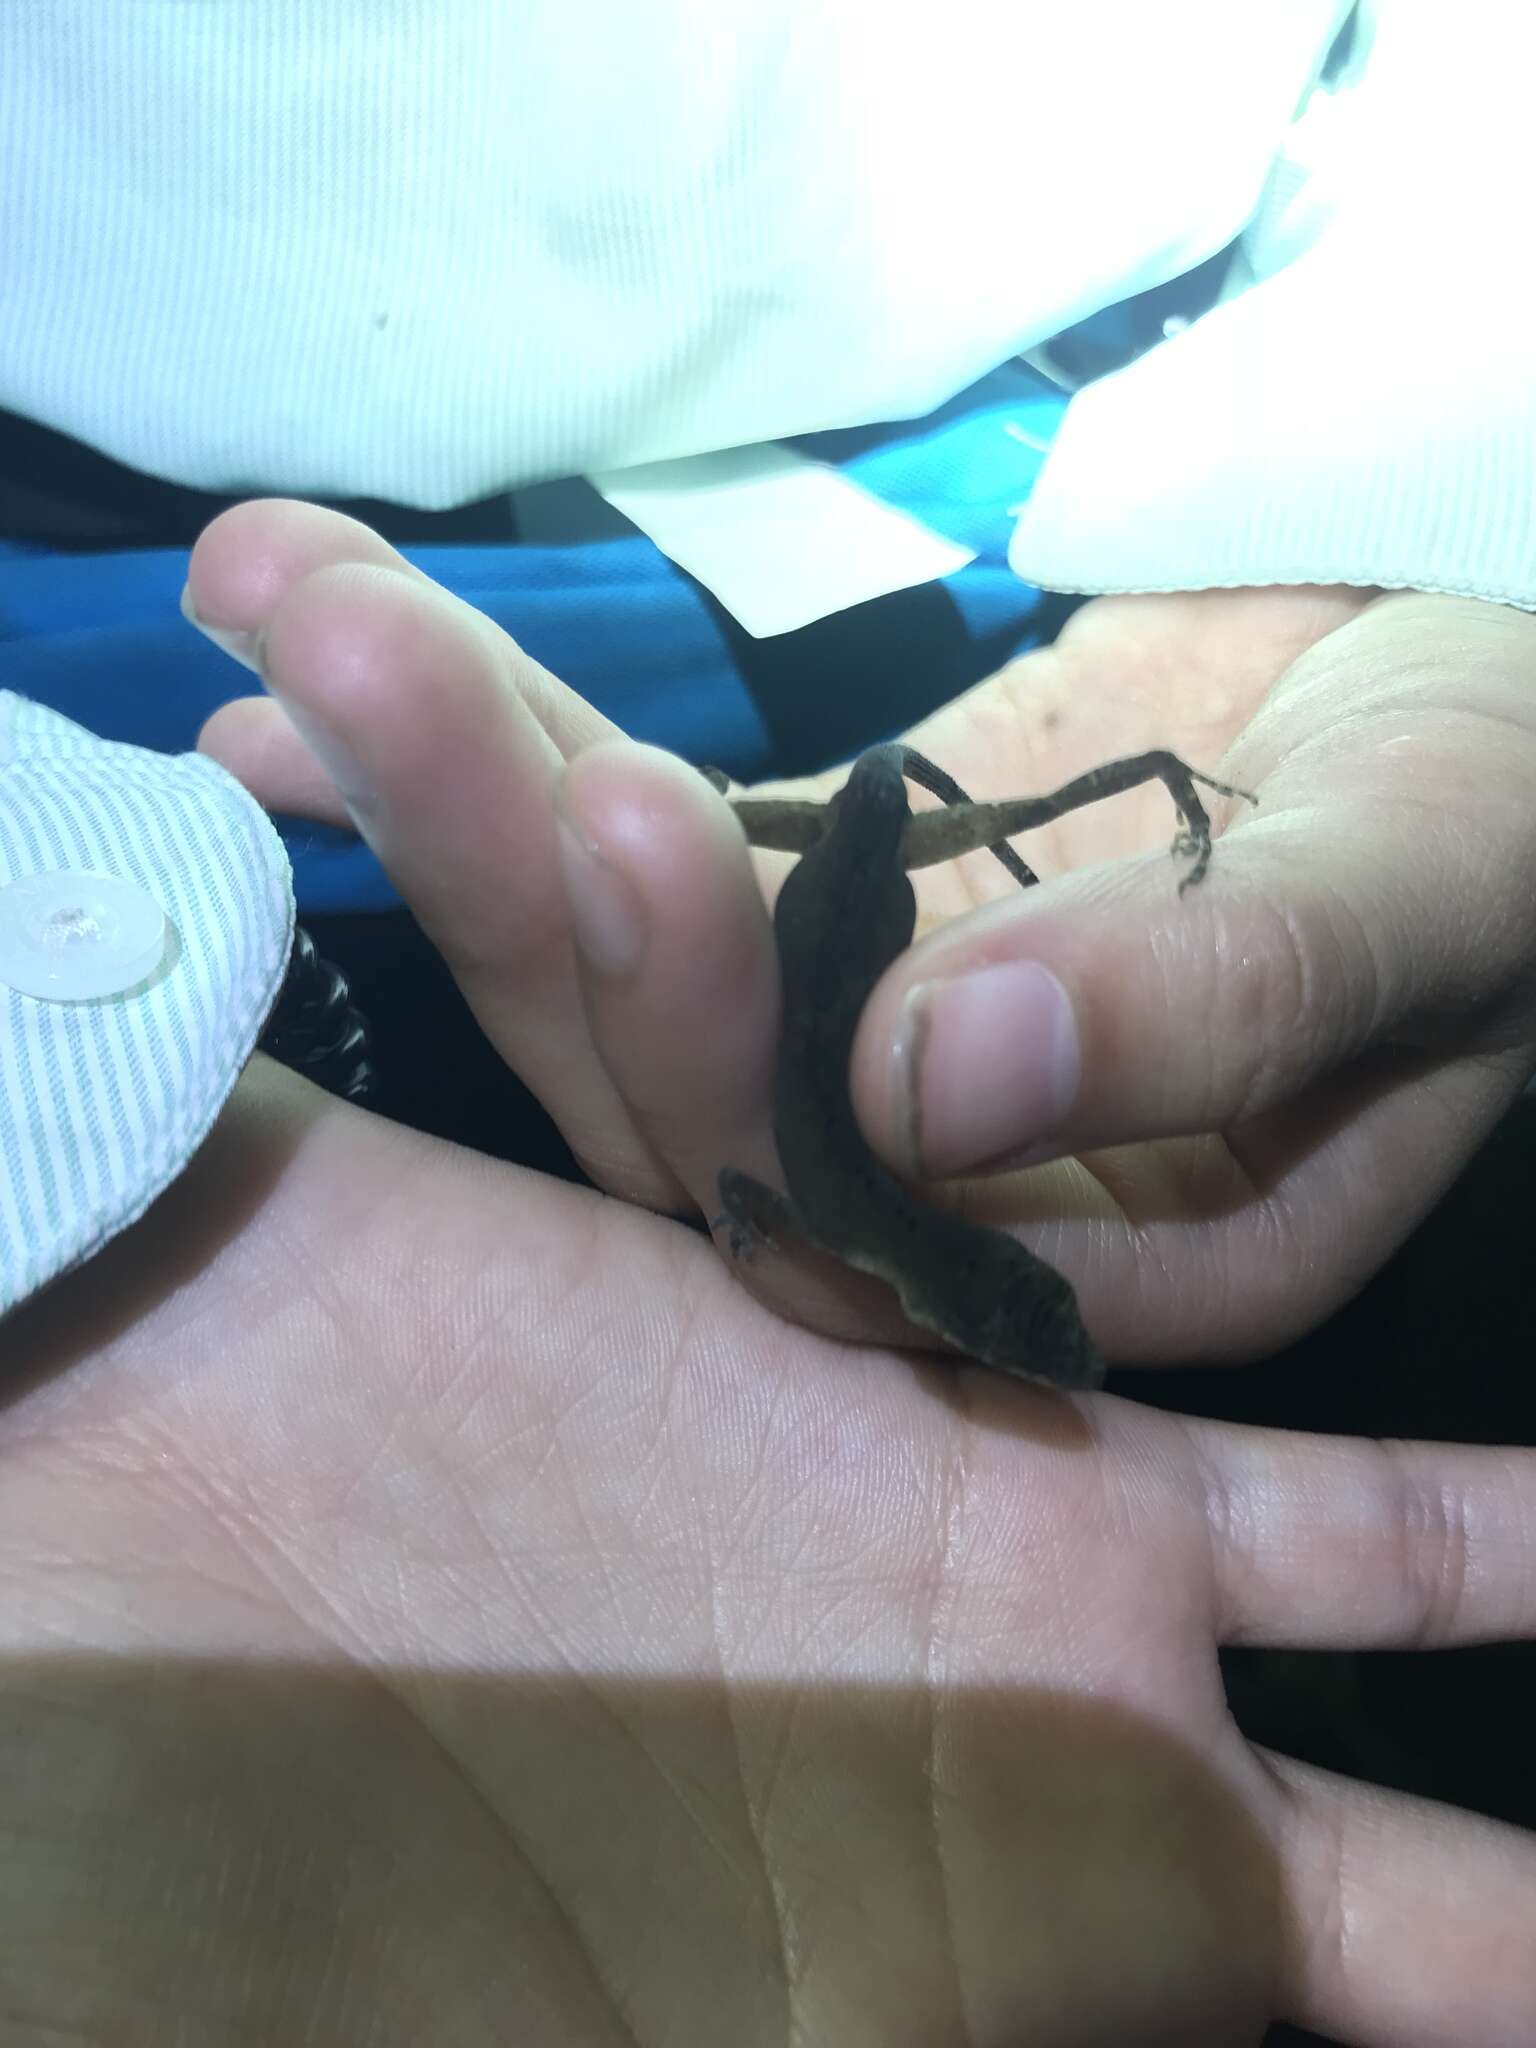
[{"xmin": 713, "ymin": 1166, "xmax": 799, "ymax": 1263}]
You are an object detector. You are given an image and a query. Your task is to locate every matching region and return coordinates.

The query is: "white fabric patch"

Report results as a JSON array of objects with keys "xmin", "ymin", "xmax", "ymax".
[
  {"xmin": 1009, "ymin": 4, "xmax": 1536, "ymax": 614},
  {"xmin": 0, "ymin": 4, "xmax": 1339, "ymax": 503},
  {"xmin": 589, "ymin": 443, "xmax": 975, "ymax": 637},
  {"xmin": 0, "ymin": 693, "xmax": 294, "ymax": 1319}
]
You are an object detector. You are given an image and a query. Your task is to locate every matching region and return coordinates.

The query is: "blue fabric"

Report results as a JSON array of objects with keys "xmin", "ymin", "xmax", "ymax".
[{"xmin": 0, "ymin": 360, "xmax": 1067, "ymax": 913}]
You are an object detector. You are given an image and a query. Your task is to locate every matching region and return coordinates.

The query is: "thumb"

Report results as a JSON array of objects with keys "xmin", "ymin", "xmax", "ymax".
[{"xmin": 851, "ymin": 596, "xmax": 1536, "ymax": 1182}]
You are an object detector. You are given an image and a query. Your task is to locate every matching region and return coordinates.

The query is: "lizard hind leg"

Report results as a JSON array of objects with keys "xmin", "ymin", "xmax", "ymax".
[
  {"xmin": 714, "ymin": 1167, "xmax": 799, "ymax": 1263},
  {"xmin": 1156, "ymin": 757, "xmax": 1258, "ymax": 895},
  {"xmin": 893, "ymin": 746, "xmax": 1041, "ymax": 891}
]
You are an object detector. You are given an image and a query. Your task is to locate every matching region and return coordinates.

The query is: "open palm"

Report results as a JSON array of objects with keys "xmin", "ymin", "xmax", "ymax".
[{"xmin": 3, "ymin": 1058, "xmax": 1531, "ymax": 2044}]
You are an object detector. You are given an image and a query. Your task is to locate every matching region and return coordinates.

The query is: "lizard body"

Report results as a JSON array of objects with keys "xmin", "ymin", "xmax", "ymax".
[{"xmin": 714, "ymin": 742, "xmax": 1253, "ymax": 1392}]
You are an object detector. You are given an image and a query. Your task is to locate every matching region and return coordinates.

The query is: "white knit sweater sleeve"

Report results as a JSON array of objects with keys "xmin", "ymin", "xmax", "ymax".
[
  {"xmin": 10, "ymin": 4, "xmax": 1518, "ymax": 608},
  {"xmin": 3, "ymin": 3, "xmax": 1342, "ymax": 503},
  {"xmin": 1010, "ymin": 2, "xmax": 1536, "ymax": 610}
]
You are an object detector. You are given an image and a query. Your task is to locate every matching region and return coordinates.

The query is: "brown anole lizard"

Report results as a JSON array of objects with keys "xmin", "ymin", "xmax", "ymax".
[{"xmin": 710, "ymin": 743, "xmax": 1255, "ymax": 1392}]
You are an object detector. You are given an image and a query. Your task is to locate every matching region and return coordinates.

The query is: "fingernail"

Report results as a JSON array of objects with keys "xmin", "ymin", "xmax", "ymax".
[
  {"xmin": 179, "ymin": 583, "xmax": 264, "ymax": 674},
  {"xmin": 897, "ymin": 961, "xmax": 1079, "ymax": 1176},
  {"xmin": 555, "ymin": 816, "xmax": 645, "ymax": 977},
  {"xmin": 180, "ymin": 581, "xmax": 375, "ymax": 813}
]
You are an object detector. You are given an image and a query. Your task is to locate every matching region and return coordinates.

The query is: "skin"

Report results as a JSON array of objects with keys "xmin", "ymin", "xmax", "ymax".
[
  {"xmin": 194, "ymin": 514, "xmax": 1536, "ymax": 1368},
  {"xmin": 7, "ymin": 1054, "xmax": 1533, "ymax": 2048},
  {"xmin": 4, "ymin": 498, "xmax": 1525, "ymax": 2044}
]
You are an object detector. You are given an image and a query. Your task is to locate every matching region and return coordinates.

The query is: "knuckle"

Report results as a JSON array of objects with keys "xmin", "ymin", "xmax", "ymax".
[
  {"xmin": 1375, "ymin": 1444, "xmax": 1473, "ymax": 1646},
  {"xmin": 1201, "ymin": 885, "xmax": 1383, "ymax": 1125}
]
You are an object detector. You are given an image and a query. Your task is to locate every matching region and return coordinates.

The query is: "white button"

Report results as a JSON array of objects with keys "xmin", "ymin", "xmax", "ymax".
[{"xmin": 0, "ymin": 869, "xmax": 169, "ymax": 1000}]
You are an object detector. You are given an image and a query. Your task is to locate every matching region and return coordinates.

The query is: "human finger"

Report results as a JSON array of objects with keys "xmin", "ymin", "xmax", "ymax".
[
  {"xmin": 191, "ymin": 500, "xmax": 683, "ymax": 1200},
  {"xmin": 854, "ymin": 594, "xmax": 1536, "ymax": 1182},
  {"xmin": 1270, "ymin": 1755, "xmax": 1536, "ymax": 2046},
  {"xmin": 1178, "ymin": 1416, "xmax": 1536, "ymax": 1652}
]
